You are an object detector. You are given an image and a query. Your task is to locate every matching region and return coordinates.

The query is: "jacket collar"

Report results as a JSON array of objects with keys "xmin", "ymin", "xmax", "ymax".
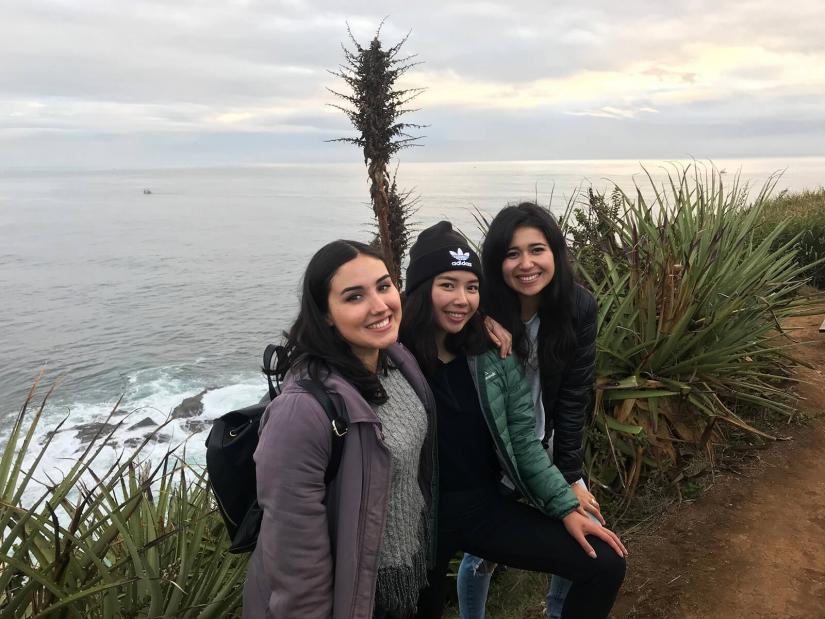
[
  {"xmin": 386, "ymin": 342, "xmax": 436, "ymax": 415},
  {"xmin": 280, "ymin": 343, "xmax": 433, "ymax": 424}
]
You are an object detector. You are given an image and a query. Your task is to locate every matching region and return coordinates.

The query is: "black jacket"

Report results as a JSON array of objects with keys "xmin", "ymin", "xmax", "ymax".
[{"xmin": 541, "ymin": 285, "xmax": 597, "ymax": 484}]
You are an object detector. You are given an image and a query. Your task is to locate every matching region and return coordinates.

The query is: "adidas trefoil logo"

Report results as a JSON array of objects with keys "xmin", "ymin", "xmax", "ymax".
[{"xmin": 449, "ymin": 248, "xmax": 472, "ymax": 267}]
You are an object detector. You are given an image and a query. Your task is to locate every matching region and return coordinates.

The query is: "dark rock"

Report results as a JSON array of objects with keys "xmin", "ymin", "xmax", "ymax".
[
  {"xmin": 74, "ymin": 422, "xmax": 118, "ymax": 444},
  {"xmin": 183, "ymin": 419, "xmax": 210, "ymax": 434},
  {"xmin": 124, "ymin": 433, "xmax": 170, "ymax": 449},
  {"xmin": 171, "ymin": 389, "xmax": 208, "ymax": 420},
  {"xmin": 128, "ymin": 416, "xmax": 158, "ymax": 431}
]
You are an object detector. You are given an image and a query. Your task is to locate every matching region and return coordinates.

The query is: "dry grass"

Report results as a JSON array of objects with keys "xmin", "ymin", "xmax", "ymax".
[{"xmin": 756, "ymin": 187, "xmax": 825, "ymax": 288}]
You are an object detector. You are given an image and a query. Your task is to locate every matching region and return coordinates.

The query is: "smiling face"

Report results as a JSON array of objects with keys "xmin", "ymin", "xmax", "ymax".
[
  {"xmin": 430, "ymin": 270, "xmax": 481, "ymax": 336},
  {"xmin": 327, "ymin": 254, "xmax": 401, "ymax": 369},
  {"xmin": 501, "ymin": 226, "xmax": 556, "ymax": 305}
]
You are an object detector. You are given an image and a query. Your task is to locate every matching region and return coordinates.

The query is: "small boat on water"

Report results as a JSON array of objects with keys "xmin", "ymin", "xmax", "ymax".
[{"xmin": 143, "ymin": 188, "xmax": 152, "ymax": 195}]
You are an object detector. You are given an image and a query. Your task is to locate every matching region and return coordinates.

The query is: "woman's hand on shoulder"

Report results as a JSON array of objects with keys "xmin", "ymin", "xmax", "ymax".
[
  {"xmin": 484, "ymin": 316, "xmax": 512, "ymax": 358},
  {"xmin": 570, "ymin": 482, "xmax": 605, "ymax": 525},
  {"xmin": 562, "ymin": 511, "xmax": 627, "ymax": 559}
]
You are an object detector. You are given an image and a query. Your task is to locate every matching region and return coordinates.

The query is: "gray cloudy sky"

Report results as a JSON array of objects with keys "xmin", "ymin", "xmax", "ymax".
[{"xmin": 2, "ymin": 0, "xmax": 824, "ymax": 167}]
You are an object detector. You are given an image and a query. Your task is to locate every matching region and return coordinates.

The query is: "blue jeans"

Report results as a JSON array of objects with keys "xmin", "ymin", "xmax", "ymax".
[
  {"xmin": 456, "ymin": 482, "xmax": 601, "ymax": 619},
  {"xmin": 459, "ymin": 553, "xmax": 578, "ymax": 619}
]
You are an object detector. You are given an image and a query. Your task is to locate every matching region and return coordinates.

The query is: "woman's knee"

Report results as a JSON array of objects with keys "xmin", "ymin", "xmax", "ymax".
[
  {"xmin": 459, "ymin": 553, "xmax": 497, "ymax": 577},
  {"xmin": 593, "ymin": 546, "xmax": 626, "ymax": 589}
]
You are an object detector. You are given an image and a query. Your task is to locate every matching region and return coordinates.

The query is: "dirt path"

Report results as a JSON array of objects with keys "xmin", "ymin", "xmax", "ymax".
[{"xmin": 612, "ymin": 311, "xmax": 825, "ymax": 619}]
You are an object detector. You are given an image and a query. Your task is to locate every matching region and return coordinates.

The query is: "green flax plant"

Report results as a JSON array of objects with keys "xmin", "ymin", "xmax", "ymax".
[
  {"xmin": 0, "ymin": 377, "xmax": 246, "ymax": 618},
  {"xmin": 569, "ymin": 166, "xmax": 814, "ymax": 500}
]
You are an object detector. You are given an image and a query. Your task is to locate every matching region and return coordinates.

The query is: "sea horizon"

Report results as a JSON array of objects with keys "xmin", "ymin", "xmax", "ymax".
[{"xmin": 3, "ymin": 153, "xmax": 825, "ymax": 174}]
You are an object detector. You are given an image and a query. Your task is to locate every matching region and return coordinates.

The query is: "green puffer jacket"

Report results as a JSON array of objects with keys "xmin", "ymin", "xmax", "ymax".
[{"xmin": 468, "ymin": 350, "xmax": 579, "ymax": 520}]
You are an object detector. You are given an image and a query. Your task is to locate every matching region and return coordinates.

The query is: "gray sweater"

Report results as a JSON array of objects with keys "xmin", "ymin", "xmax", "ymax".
[{"xmin": 372, "ymin": 369, "xmax": 429, "ymax": 616}]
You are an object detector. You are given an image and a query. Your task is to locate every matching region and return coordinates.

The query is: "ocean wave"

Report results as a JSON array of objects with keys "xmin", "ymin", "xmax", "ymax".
[{"xmin": 1, "ymin": 367, "xmax": 268, "ymax": 507}]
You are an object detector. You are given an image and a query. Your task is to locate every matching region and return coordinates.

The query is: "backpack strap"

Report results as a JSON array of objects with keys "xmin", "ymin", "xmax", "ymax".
[
  {"xmin": 263, "ymin": 344, "xmax": 282, "ymax": 401},
  {"xmin": 298, "ymin": 379, "xmax": 349, "ymax": 484}
]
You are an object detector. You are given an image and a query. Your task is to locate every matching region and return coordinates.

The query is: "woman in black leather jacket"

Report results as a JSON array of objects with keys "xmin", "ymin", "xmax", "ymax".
[{"xmin": 456, "ymin": 202, "xmax": 604, "ymax": 619}]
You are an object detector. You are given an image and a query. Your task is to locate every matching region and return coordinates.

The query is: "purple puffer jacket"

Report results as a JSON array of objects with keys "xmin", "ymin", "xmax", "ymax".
[{"xmin": 242, "ymin": 343, "xmax": 436, "ymax": 619}]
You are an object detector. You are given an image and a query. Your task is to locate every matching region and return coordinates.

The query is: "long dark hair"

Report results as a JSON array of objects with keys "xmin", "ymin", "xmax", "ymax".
[
  {"xmin": 481, "ymin": 202, "xmax": 577, "ymax": 374},
  {"xmin": 277, "ymin": 240, "xmax": 391, "ymax": 405},
  {"xmin": 399, "ymin": 276, "xmax": 491, "ymax": 376}
]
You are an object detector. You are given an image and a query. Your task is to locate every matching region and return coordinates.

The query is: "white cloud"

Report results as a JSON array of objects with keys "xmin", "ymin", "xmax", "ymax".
[
  {"xmin": 568, "ymin": 107, "xmax": 659, "ymax": 120},
  {"xmin": 1, "ymin": 0, "xmax": 824, "ymax": 166}
]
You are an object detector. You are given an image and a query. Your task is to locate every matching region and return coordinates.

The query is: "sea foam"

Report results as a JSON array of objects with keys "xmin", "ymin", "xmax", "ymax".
[{"xmin": 4, "ymin": 367, "xmax": 268, "ymax": 507}]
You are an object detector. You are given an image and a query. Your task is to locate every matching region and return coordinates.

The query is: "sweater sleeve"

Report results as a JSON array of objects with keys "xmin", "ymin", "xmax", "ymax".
[
  {"xmin": 552, "ymin": 287, "xmax": 597, "ymax": 484},
  {"xmin": 502, "ymin": 355, "xmax": 579, "ymax": 519},
  {"xmin": 254, "ymin": 392, "xmax": 334, "ymax": 618}
]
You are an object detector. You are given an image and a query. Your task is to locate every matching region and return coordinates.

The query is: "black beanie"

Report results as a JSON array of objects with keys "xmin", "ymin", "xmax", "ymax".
[{"xmin": 405, "ymin": 221, "xmax": 483, "ymax": 294}]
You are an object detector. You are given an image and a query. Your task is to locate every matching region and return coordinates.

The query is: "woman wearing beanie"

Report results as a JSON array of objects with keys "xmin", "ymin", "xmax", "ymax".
[
  {"xmin": 244, "ymin": 240, "xmax": 435, "ymax": 619},
  {"xmin": 399, "ymin": 222, "xmax": 626, "ymax": 619}
]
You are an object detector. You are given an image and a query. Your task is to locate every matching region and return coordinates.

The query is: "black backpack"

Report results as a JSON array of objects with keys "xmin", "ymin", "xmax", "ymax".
[{"xmin": 205, "ymin": 344, "xmax": 349, "ymax": 554}]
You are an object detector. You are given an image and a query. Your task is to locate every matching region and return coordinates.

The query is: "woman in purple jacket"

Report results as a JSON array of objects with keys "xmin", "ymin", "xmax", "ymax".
[{"xmin": 242, "ymin": 240, "xmax": 437, "ymax": 619}]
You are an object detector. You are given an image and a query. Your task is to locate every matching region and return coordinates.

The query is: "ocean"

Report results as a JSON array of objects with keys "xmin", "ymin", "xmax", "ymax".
[{"xmin": 1, "ymin": 157, "xmax": 822, "ymax": 482}]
